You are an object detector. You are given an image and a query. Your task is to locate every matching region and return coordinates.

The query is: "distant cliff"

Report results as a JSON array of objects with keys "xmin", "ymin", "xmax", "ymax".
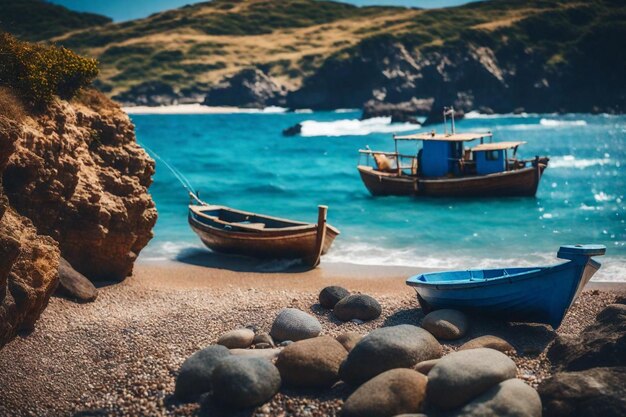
[
  {"xmin": 34, "ymin": 0, "xmax": 625, "ymax": 115},
  {"xmin": 0, "ymin": 35, "xmax": 156, "ymax": 348}
]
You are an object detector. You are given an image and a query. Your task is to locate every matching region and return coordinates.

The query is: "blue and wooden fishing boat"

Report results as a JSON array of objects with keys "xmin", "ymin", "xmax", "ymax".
[
  {"xmin": 358, "ymin": 107, "xmax": 549, "ymax": 197},
  {"xmin": 406, "ymin": 245, "xmax": 606, "ymax": 329}
]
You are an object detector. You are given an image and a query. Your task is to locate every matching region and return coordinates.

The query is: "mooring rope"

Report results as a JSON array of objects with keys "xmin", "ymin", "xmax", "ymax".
[{"xmin": 139, "ymin": 141, "xmax": 205, "ymax": 204}]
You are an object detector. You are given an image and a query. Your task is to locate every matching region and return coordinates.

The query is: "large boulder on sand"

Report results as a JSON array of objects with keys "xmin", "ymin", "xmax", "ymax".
[
  {"xmin": 174, "ymin": 345, "xmax": 231, "ymax": 401},
  {"xmin": 342, "ymin": 369, "xmax": 427, "ymax": 417},
  {"xmin": 56, "ymin": 258, "xmax": 97, "ymax": 303},
  {"xmin": 548, "ymin": 303, "xmax": 626, "ymax": 371},
  {"xmin": 427, "ymin": 348, "xmax": 517, "ymax": 410},
  {"xmin": 451, "ymin": 378, "xmax": 541, "ymax": 417},
  {"xmin": 339, "ymin": 324, "xmax": 442, "ymax": 386},
  {"xmin": 421, "ymin": 309, "xmax": 469, "ymax": 340},
  {"xmin": 318, "ymin": 285, "xmax": 349, "ymax": 309},
  {"xmin": 538, "ymin": 367, "xmax": 626, "ymax": 417},
  {"xmin": 333, "ymin": 294, "xmax": 382, "ymax": 322},
  {"xmin": 270, "ymin": 308, "xmax": 322, "ymax": 342},
  {"xmin": 275, "ymin": 336, "xmax": 347, "ymax": 387},
  {"xmin": 210, "ymin": 356, "xmax": 281, "ymax": 408}
]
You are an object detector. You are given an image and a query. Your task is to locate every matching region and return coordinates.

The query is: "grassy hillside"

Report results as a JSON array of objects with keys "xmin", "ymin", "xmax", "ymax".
[
  {"xmin": 0, "ymin": 0, "xmax": 111, "ymax": 41},
  {"xmin": 32, "ymin": 0, "xmax": 625, "ymax": 110}
]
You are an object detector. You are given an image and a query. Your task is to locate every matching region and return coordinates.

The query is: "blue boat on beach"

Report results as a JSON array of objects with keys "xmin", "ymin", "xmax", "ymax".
[{"xmin": 406, "ymin": 245, "xmax": 606, "ymax": 329}]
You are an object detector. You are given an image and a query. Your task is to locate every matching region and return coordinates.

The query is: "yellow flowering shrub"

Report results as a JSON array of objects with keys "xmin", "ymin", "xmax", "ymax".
[{"xmin": 0, "ymin": 32, "xmax": 98, "ymax": 106}]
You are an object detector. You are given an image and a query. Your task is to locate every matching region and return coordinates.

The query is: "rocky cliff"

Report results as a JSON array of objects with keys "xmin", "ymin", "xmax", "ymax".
[
  {"xmin": 2, "ymin": 90, "xmax": 157, "ymax": 281},
  {"xmin": 0, "ymin": 87, "xmax": 157, "ymax": 347},
  {"xmin": 0, "ymin": 109, "xmax": 60, "ymax": 348}
]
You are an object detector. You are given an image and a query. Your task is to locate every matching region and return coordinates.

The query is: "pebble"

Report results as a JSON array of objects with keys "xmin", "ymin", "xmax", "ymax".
[
  {"xmin": 333, "ymin": 294, "xmax": 382, "ymax": 322},
  {"xmin": 253, "ymin": 332, "xmax": 275, "ymax": 347},
  {"xmin": 318, "ymin": 285, "xmax": 350, "ymax": 309},
  {"xmin": 342, "ymin": 369, "xmax": 427, "ymax": 417},
  {"xmin": 413, "ymin": 358, "xmax": 439, "ymax": 375},
  {"xmin": 210, "ymin": 356, "xmax": 281, "ymax": 408},
  {"xmin": 459, "ymin": 335, "xmax": 515, "ymax": 353},
  {"xmin": 230, "ymin": 348, "xmax": 281, "ymax": 361},
  {"xmin": 217, "ymin": 328, "xmax": 255, "ymax": 349},
  {"xmin": 340, "ymin": 324, "xmax": 442, "ymax": 386},
  {"xmin": 335, "ymin": 332, "xmax": 363, "ymax": 352},
  {"xmin": 427, "ymin": 348, "xmax": 517, "ymax": 410},
  {"xmin": 270, "ymin": 308, "xmax": 322, "ymax": 342},
  {"xmin": 421, "ymin": 309, "xmax": 469, "ymax": 340},
  {"xmin": 275, "ymin": 336, "xmax": 347, "ymax": 387}
]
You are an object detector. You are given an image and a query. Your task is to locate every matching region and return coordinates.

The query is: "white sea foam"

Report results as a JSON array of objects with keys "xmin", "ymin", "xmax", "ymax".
[
  {"xmin": 323, "ymin": 241, "xmax": 626, "ymax": 282},
  {"xmin": 299, "ymin": 117, "xmax": 419, "ymax": 137},
  {"xmin": 334, "ymin": 108, "xmax": 359, "ymax": 113},
  {"xmin": 294, "ymin": 108, "xmax": 314, "ymax": 113},
  {"xmin": 123, "ymin": 104, "xmax": 288, "ymax": 115},
  {"xmin": 539, "ymin": 118, "xmax": 587, "ymax": 127},
  {"xmin": 464, "ymin": 111, "xmax": 531, "ymax": 119},
  {"xmin": 550, "ymin": 155, "xmax": 612, "ymax": 169}
]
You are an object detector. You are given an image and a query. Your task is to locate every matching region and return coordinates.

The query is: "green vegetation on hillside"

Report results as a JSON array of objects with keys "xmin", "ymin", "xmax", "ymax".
[
  {"xmin": 0, "ymin": 0, "xmax": 111, "ymax": 41},
  {"xmin": 7, "ymin": 0, "xmax": 621, "ymax": 110},
  {"xmin": 0, "ymin": 33, "xmax": 98, "ymax": 106}
]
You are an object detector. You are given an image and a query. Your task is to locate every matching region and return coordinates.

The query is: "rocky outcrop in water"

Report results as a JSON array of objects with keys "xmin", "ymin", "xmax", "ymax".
[
  {"xmin": 203, "ymin": 68, "xmax": 286, "ymax": 108},
  {"xmin": 2, "ymin": 90, "xmax": 157, "ymax": 281},
  {"xmin": 0, "ymin": 116, "xmax": 61, "ymax": 348}
]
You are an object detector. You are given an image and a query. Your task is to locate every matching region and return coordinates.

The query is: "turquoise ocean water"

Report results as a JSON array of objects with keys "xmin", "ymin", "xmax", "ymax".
[{"xmin": 131, "ymin": 108, "xmax": 626, "ymax": 281}]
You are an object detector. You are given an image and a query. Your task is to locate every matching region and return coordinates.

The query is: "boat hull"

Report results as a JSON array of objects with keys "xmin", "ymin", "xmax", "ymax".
[
  {"xmin": 358, "ymin": 164, "xmax": 546, "ymax": 197},
  {"xmin": 188, "ymin": 211, "xmax": 338, "ymax": 267},
  {"xmin": 407, "ymin": 254, "xmax": 602, "ymax": 329}
]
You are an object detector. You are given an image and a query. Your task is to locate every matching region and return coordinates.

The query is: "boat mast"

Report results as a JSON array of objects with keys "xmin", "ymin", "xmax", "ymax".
[{"xmin": 443, "ymin": 106, "xmax": 456, "ymax": 135}]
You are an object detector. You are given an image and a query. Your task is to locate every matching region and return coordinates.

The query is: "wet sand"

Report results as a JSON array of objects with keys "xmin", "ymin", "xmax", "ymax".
[{"xmin": 0, "ymin": 260, "xmax": 623, "ymax": 417}]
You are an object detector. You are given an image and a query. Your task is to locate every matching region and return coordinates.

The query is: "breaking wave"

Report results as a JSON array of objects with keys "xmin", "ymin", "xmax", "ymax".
[
  {"xmin": 539, "ymin": 118, "xmax": 587, "ymax": 126},
  {"xmin": 550, "ymin": 155, "xmax": 612, "ymax": 169},
  {"xmin": 299, "ymin": 117, "xmax": 419, "ymax": 137}
]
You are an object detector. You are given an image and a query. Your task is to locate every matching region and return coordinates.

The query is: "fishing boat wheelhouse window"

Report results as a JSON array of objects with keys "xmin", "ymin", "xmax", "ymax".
[{"xmin": 486, "ymin": 150, "xmax": 500, "ymax": 161}]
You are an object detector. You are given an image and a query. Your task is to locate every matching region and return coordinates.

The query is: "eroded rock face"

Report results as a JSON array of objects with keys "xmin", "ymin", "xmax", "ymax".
[
  {"xmin": 203, "ymin": 68, "xmax": 286, "ymax": 108},
  {"xmin": 3, "ymin": 92, "xmax": 157, "ymax": 281},
  {"xmin": 0, "ymin": 116, "xmax": 60, "ymax": 348},
  {"xmin": 548, "ymin": 303, "xmax": 626, "ymax": 371}
]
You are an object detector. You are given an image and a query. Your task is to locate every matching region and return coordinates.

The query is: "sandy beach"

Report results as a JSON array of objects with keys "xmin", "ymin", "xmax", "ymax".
[{"xmin": 0, "ymin": 260, "xmax": 623, "ymax": 417}]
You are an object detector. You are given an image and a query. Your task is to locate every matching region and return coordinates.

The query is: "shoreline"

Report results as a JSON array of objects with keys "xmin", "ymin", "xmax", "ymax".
[{"xmin": 1, "ymin": 261, "xmax": 624, "ymax": 416}]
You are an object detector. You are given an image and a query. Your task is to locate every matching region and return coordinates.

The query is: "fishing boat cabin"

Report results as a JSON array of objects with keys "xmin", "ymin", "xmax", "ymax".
[{"xmin": 357, "ymin": 107, "xmax": 549, "ymax": 197}]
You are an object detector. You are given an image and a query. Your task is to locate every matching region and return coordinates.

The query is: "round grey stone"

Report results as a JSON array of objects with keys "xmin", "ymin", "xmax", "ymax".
[
  {"xmin": 333, "ymin": 294, "xmax": 382, "ymax": 322},
  {"xmin": 451, "ymin": 378, "xmax": 541, "ymax": 417},
  {"xmin": 217, "ymin": 328, "xmax": 255, "ymax": 349},
  {"xmin": 319, "ymin": 285, "xmax": 350, "ymax": 309},
  {"xmin": 339, "ymin": 324, "xmax": 442, "ymax": 386},
  {"xmin": 210, "ymin": 356, "xmax": 281, "ymax": 408},
  {"xmin": 270, "ymin": 308, "xmax": 322, "ymax": 342},
  {"xmin": 174, "ymin": 345, "xmax": 231, "ymax": 402},
  {"xmin": 427, "ymin": 348, "xmax": 517, "ymax": 410},
  {"xmin": 421, "ymin": 309, "xmax": 469, "ymax": 340}
]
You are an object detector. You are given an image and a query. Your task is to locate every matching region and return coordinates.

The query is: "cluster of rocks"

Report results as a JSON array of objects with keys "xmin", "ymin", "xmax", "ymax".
[
  {"xmin": 538, "ymin": 302, "xmax": 626, "ymax": 417},
  {"xmin": 319, "ymin": 285, "xmax": 382, "ymax": 323},
  {"xmin": 173, "ymin": 298, "xmax": 540, "ymax": 416}
]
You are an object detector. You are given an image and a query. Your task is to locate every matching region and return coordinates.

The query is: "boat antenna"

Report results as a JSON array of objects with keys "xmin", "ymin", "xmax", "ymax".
[
  {"xmin": 443, "ymin": 107, "xmax": 448, "ymax": 135},
  {"xmin": 450, "ymin": 106, "xmax": 456, "ymax": 134}
]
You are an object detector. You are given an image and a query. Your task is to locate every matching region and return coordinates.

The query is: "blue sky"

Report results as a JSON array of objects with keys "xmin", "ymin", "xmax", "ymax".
[{"xmin": 49, "ymin": 0, "xmax": 476, "ymax": 22}]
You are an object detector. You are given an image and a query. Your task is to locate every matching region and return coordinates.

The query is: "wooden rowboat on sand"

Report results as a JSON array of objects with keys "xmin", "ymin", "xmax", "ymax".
[{"xmin": 188, "ymin": 193, "xmax": 339, "ymax": 267}]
